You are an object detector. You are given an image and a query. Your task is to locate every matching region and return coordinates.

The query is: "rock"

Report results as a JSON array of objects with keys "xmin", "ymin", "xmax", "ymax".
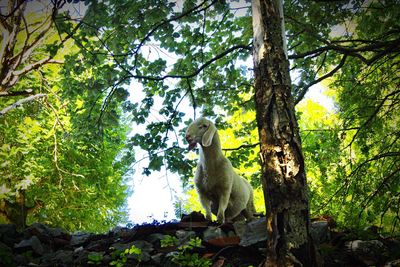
[
  {"xmin": 86, "ymin": 238, "xmax": 110, "ymax": 252},
  {"xmin": 132, "ymin": 240, "xmax": 154, "ymax": 262},
  {"xmin": 203, "ymin": 226, "xmax": 227, "ymax": 241},
  {"xmin": 346, "ymin": 239, "xmax": 386, "ymax": 266},
  {"xmin": 0, "ymin": 241, "xmax": 14, "ymax": 266},
  {"xmin": 239, "ymin": 217, "xmax": 267, "ymax": 247},
  {"xmin": 132, "ymin": 239, "xmax": 154, "ymax": 253},
  {"xmin": 110, "ymin": 226, "xmax": 137, "ymax": 241},
  {"xmin": 181, "ymin": 211, "xmax": 207, "ymax": 222},
  {"xmin": 310, "ymin": 221, "xmax": 330, "ymax": 245},
  {"xmin": 13, "ymin": 254, "xmax": 29, "ymax": 266},
  {"xmin": 385, "ymin": 259, "xmax": 400, "ymax": 266},
  {"xmin": 70, "ymin": 232, "xmax": 92, "ymax": 246},
  {"xmin": 0, "ymin": 224, "xmax": 19, "ymax": 246},
  {"xmin": 1, "ymin": 218, "xmax": 398, "ymax": 266},
  {"xmin": 233, "ymin": 220, "xmax": 247, "ymax": 237},
  {"xmin": 206, "ymin": 236, "xmax": 240, "ymax": 247},
  {"xmin": 151, "ymin": 252, "xmax": 165, "ymax": 265},
  {"xmin": 176, "ymin": 229, "xmax": 196, "ymax": 245},
  {"xmin": 24, "ymin": 223, "xmax": 50, "ymax": 240},
  {"xmin": 53, "ymin": 236, "xmax": 71, "ymax": 249},
  {"xmin": 74, "ymin": 248, "xmax": 90, "ymax": 266},
  {"xmin": 40, "ymin": 250, "xmax": 74, "ymax": 266},
  {"xmin": 146, "ymin": 233, "xmax": 165, "ymax": 247},
  {"xmin": 14, "ymin": 235, "xmax": 44, "ymax": 255}
]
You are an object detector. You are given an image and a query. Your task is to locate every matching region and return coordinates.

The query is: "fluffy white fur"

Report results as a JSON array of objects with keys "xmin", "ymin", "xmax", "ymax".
[{"xmin": 185, "ymin": 117, "xmax": 255, "ymax": 223}]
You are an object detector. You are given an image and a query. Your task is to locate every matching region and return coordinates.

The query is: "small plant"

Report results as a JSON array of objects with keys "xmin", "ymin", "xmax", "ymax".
[
  {"xmin": 110, "ymin": 244, "xmax": 142, "ymax": 267},
  {"xmin": 172, "ymin": 237, "xmax": 211, "ymax": 267},
  {"xmin": 160, "ymin": 235, "xmax": 180, "ymax": 247},
  {"xmin": 87, "ymin": 252, "xmax": 103, "ymax": 265}
]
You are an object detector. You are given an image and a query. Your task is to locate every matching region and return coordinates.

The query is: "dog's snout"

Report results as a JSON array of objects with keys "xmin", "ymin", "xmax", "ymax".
[{"xmin": 185, "ymin": 134, "xmax": 192, "ymax": 142}]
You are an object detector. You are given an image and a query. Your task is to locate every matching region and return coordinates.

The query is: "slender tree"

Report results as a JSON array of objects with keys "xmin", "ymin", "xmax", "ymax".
[{"xmin": 252, "ymin": 0, "xmax": 316, "ymax": 265}]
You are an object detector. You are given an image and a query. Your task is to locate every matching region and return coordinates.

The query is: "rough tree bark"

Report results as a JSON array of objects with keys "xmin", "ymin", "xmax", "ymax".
[{"xmin": 252, "ymin": 0, "xmax": 317, "ymax": 266}]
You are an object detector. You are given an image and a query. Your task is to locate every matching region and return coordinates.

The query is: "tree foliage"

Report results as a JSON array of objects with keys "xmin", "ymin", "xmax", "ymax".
[
  {"xmin": 0, "ymin": 0, "xmax": 133, "ymax": 232},
  {"xmin": 1, "ymin": 0, "xmax": 399, "ymax": 235}
]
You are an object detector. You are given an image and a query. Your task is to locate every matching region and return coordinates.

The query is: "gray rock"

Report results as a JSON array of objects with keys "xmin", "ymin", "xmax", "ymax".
[
  {"xmin": 110, "ymin": 242, "xmax": 132, "ymax": 252},
  {"xmin": 233, "ymin": 220, "xmax": 247, "ymax": 237},
  {"xmin": 346, "ymin": 239, "xmax": 386, "ymax": 266},
  {"xmin": 176, "ymin": 230, "xmax": 196, "ymax": 245},
  {"xmin": 385, "ymin": 259, "xmax": 400, "ymax": 267},
  {"xmin": 40, "ymin": 250, "xmax": 74, "ymax": 266},
  {"xmin": 132, "ymin": 240, "xmax": 154, "ymax": 253},
  {"xmin": 239, "ymin": 217, "xmax": 268, "ymax": 247},
  {"xmin": 203, "ymin": 226, "xmax": 227, "ymax": 241},
  {"xmin": 151, "ymin": 252, "xmax": 165, "ymax": 265},
  {"xmin": 310, "ymin": 221, "xmax": 330, "ymax": 245},
  {"xmin": 70, "ymin": 232, "xmax": 92, "ymax": 246},
  {"xmin": 0, "ymin": 224, "xmax": 19, "ymax": 246},
  {"xmin": 14, "ymin": 235, "xmax": 44, "ymax": 255},
  {"xmin": 110, "ymin": 226, "xmax": 137, "ymax": 240},
  {"xmin": 0, "ymin": 241, "xmax": 14, "ymax": 266},
  {"xmin": 26, "ymin": 223, "xmax": 69, "ymax": 240},
  {"xmin": 146, "ymin": 233, "xmax": 165, "ymax": 246}
]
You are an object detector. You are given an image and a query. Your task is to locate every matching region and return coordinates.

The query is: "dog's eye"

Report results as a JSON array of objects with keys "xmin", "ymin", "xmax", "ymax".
[{"xmin": 199, "ymin": 124, "xmax": 207, "ymax": 129}]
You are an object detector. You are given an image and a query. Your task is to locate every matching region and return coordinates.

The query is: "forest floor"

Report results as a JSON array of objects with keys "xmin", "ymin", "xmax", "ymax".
[{"xmin": 1, "ymin": 212, "xmax": 400, "ymax": 266}]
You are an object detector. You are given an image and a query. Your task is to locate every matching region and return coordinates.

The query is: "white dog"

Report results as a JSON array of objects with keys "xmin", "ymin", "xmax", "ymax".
[{"xmin": 185, "ymin": 117, "xmax": 255, "ymax": 223}]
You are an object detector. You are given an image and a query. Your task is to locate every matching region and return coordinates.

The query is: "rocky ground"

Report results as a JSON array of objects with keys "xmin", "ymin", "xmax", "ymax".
[{"xmin": 1, "ymin": 212, "xmax": 399, "ymax": 266}]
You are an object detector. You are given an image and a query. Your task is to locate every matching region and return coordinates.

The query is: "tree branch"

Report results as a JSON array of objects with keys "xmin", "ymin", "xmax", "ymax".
[
  {"xmin": 222, "ymin": 143, "xmax": 260, "ymax": 151},
  {"xmin": 0, "ymin": 93, "xmax": 47, "ymax": 116},
  {"xmin": 294, "ymin": 54, "xmax": 347, "ymax": 104},
  {"xmin": 131, "ymin": 44, "xmax": 251, "ymax": 81},
  {"xmin": 131, "ymin": 0, "xmax": 219, "ymax": 70},
  {"xmin": 0, "ymin": 88, "xmax": 33, "ymax": 97},
  {"xmin": 359, "ymin": 165, "xmax": 400, "ymax": 217},
  {"xmin": 347, "ymin": 89, "xmax": 400, "ymax": 147}
]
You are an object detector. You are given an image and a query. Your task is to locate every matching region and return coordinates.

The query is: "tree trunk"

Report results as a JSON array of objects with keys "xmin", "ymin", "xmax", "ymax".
[
  {"xmin": 0, "ymin": 190, "xmax": 42, "ymax": 230},
  {"xmin": 252, "ymin": 0, "xmax": 317, "ymax": 266}
]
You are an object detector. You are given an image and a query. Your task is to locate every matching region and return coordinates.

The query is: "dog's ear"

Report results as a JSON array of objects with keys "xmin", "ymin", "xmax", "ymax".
[{"xmin": 202, "ymin": 122, "xmax": 217, "ymax": 147}]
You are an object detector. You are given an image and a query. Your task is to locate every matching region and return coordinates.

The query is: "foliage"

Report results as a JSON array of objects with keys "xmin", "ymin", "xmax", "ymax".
[
  {"xmin": 286, "ymin": 0, "xmax": 400, "ymax": 233},
  {"xmin": 87, "ymin": 252, "xmax": 103, "ymax": 265},
  {"xmin": 1, "ymin": 0, "xmax": 399, "ymax": 235},
  {"xmin": 110, "ymin": 244, "xmax": 142, "ymax": 267},
  {"xmin": 0, "ymin": 1, "xmax": 133, "ymax": 232},
  {"xmin": 161, "ymin": 236, "xmax": 211, "ymax": 267},
  {"xmin": 56, "ymin": 0, "xmax": 400, "ymax": 233},
  {"xmin": 160, "ymin": 234, "xmax": 179, "ymax": 247}
]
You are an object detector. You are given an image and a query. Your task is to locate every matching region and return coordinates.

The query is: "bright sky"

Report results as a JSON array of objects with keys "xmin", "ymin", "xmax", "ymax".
[{"xmin": 126, "ymin": 77, "xmax": 189, "ymax": 224}]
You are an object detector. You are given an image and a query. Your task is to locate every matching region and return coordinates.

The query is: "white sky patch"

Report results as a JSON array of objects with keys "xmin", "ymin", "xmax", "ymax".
[{"xmin": 304, "ymin": 83, "xmax": 335, "ymax": 112}]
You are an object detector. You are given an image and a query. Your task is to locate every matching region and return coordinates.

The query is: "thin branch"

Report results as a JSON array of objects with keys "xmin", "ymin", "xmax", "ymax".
[
  {"xmin": 347, "ymin": 89, "xmax": 400, "ymax": 147},
  {"xmin": 186, "ymin": 78, "xmax": 197, "ymax": 119},
  {"xmin": 358, "ymin": 166, "xmax": 400, "ymax": 218},
  {"xmin": 131, "ymin": 0, "xmax": 219, "ymax": 71},
  {"xmin": 0, "ymin": 93, "xmax": 47, "ymax": 116},
  {"xmin": 222, "ymin": 143, "xmax": 260, "ymax": 151},
  {"xmin": 5, "ymin": 58, "xmax": 63, "ymax": 88},
  {"xmin": 132, "ymin": 44, "xmax": 251, "ymax": 81},
  {"xmin": 317, "ymin": 151, "xmax": 400, "ymax": 212},
  {"xmin": 0, "ymin": 0, "xmax": 28, "ymax": 19},
  {"xmin": 295, "ymin": 54, "xmax": 347, "ymax": 104}
]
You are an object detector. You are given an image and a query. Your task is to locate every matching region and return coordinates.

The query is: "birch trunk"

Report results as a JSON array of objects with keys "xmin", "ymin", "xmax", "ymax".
[{"xmin": 252, "ymin": 0, "xmax": 317, "ymax": 265}]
